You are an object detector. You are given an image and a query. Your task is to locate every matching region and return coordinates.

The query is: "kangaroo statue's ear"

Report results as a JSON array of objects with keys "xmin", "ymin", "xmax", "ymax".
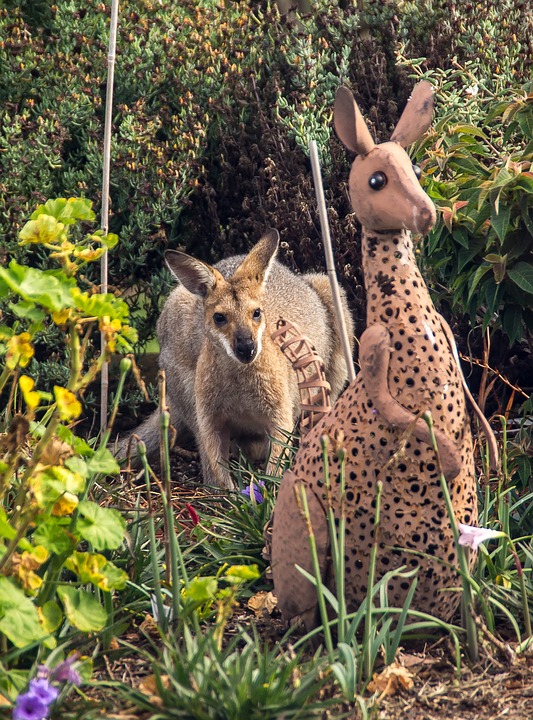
[
  {"xmin": 390, "ymin": 81, "xmax": 434, "ymax": 148},
  {"xmin": 165, "ymin": 250, "xmax": 219, "ymax": 298},
  {"xmin": 334, "ymin": 86, "xmax": 375, "ymax": 156},
  {"xmin": 234, "ymin": 229, "xmax": 279, "ymax": 285}
]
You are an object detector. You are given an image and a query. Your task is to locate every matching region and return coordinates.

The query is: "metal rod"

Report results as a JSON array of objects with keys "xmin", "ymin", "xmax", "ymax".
[
  {"xmin": 309, "ymin": 139, "xmax": 356, "ymax": 383},
  {"xmin": 100, "ymin": 0, "xmax": 120, "ymax": 435}
]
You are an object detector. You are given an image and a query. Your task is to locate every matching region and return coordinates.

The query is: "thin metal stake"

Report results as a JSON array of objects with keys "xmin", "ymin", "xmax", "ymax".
[
  {"xmin": 309, "ymin": 139, "xmax": 356, "ymax": 383},
  {"xmin": 100, "ymin": 0, "xmax": 120, "ymax": 434}
]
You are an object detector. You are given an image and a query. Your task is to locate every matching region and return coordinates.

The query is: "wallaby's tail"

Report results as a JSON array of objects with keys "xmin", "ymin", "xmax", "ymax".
[
  {"xmin": 304, "ymin": 273, "xmax": 355, "ymax": 399},
  {"xmin": 114, "ymin": 409, "xmax": 161, "ymax": 464}
]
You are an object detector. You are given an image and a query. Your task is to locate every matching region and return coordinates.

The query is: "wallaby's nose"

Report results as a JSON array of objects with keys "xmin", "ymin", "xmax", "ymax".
[{"xmin": 234, "ymin": 336, "xmax": 257, "ymax": 364}]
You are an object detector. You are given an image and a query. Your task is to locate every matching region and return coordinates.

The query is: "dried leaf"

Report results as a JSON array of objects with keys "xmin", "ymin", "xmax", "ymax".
[
  {"xmin": 397, "ymin": 651, "xmax": 439, "ymax": 668},
  {"xmin": 138, "ymin": 674, "xmax": 171, "ymax": 707},
  {"xmin": 247, "ymin": 590, "xmax": 278, "ymax": 617},
  {"xmin": 367, "ymin": 661, "xmax": 414, "ymax": 697}
]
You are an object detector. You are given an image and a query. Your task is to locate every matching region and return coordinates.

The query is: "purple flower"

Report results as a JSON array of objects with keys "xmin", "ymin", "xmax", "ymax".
[
  {"xmin": 241, "ymin": 480, "xmax": 265, "ymax": 504},
  {"xmin": 13, "ymin": 693, "xmax": 49, "ymax": 720},
  {"xmin": 458, "ymin": 523, "xmax": 504, "ymax": 550},
  {"xmin": 28, "ymin": 679, "xmax": 59, "ymax": 705},
  {"xmin": 50, "ymin": 653, "xmax": 82, "ymax": 686}
]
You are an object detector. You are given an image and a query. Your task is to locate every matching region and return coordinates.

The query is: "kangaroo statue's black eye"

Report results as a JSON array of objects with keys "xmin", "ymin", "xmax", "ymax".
[
  {"xmin": 213, "ymin": 312, "xmax": 227, "ymax": 326},
  {"xmin": 252, "ymin": 308, "xmax": 261, "ymax": 320},
  {"xmin": 368, "ymin": 172, "xmax": 387, "ymax": 190},
  {"xmin": 413, "ymin": 164, "xmax": 422, "ymax": 180}
]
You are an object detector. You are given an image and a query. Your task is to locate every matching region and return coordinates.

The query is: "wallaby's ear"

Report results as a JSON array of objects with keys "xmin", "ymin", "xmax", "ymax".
[
  {"xmin": 165, "ymin": 250, "xmax": 219, "ymax": 298},
  {"xmin": 390, "ymin": 81, "xmax": 434, "ymax": 148},
  {"xmin": 334, "ymin": 86, "xmax": 375, "ymax": 156},
  {"xmin": 234, "ymin": 229, "xmax": 279, "ymax": 285}
]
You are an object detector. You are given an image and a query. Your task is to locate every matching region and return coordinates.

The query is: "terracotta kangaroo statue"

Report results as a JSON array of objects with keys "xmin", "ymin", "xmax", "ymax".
[{"xmin": 271, "ymin": 82, "xmax": 498, "ymax": 628}]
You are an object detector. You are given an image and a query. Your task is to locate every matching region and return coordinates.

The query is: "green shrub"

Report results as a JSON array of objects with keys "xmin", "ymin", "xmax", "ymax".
[{"xmin": 412, "ymin": 77, "xmax": 533, "ymax": 345}]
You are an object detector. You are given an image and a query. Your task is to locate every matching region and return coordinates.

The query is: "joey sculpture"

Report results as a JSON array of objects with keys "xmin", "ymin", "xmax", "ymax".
[{"xmin": 271, "ymin": 82, "xmax": 498, "ymax": 628}]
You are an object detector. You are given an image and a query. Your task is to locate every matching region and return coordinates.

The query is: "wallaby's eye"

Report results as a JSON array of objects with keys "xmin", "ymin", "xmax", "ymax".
[
  {"xmin": 213, "ymin": 312, "xmax": 227, "ymax": 326},
  {"xmin": 413, "ymin": 164, "xmax": 422, "ymax": 180},
  {"xmin": 368, "ymin": 172, "xmax": 387, "ymax": 191},
  {"xmin": 252, "ymin": 308, "xmax": 261, "ymax": 321}
]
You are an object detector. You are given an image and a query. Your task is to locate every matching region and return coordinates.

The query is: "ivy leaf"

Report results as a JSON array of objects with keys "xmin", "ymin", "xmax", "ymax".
[
  {"xmin": 65, "ymin": 552, "xmax": 128, "ymax": 591},
  {"xmin": 224, "ymin": 564, "xmax": 260, "ymax": 584},
  {"xmin": 57, "ymin": 586, "xmax": 107, "ymax": 632},
  {"xmin": 32, "ymin": 517, "xmax": 77, "ymax": 555},
  {"xmin": 0, "ymin": 261, "xmax": 75, "ymax": 312},
  {"xmin": 0, "ymin": 577, "xmax": 47, "ymax": 648},
  {"xmin": 40, "ymin": 601, "xmax": 63, "ymax": 634},
  {"xmin": 182, "ymin": 576, "xmax": 218, "ymax": 607},
  {"xmin": 76, "ymin": 501, "xmax": 126, "ymax": 550},
  {"xmin": 86, "ymin": 445, "xmax": 120, "ymax": 476},
  {"xmin": 31, "ymin": 198, "xmax": 95, "ymax": 224},
  {"xmin": 507, "ymin": 262, "xmax": 533, "ymax": 295}
]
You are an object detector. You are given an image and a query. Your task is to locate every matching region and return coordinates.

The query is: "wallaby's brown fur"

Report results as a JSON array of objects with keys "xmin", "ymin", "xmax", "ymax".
[{"xmin": 120, "ymin": 230, "xmax": 354, "ymax": 489}]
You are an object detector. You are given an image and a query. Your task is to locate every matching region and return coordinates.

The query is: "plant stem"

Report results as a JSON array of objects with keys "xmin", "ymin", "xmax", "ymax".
[
  {"xmin": 298, "ymin": 481, "xmax": 334, "ymax": 662},
  {"xmin": 140, "ymin": 441, "xmax": 167, "ymax": 632},
  {"xmin": 363, "ymin": 480, "xmax": 383, "ymax": 682},
  {"xmin": 422, "ymin": 411, "xmax": 479, "ymax": 663}
]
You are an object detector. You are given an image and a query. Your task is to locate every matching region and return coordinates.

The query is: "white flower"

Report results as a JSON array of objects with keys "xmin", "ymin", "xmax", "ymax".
[
  {"xmin": 457, "ymin": 523, "xmax": 504, "ymax": 550},
  {"xmin": 465, "ymin": 84, "xmax": 479, "ymax": 96}
]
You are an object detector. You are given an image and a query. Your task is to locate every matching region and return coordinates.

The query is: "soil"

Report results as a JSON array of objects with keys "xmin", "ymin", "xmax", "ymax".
[{"xmin": 84, "ymin": 450, "xmax": 533, "ymax": 720}]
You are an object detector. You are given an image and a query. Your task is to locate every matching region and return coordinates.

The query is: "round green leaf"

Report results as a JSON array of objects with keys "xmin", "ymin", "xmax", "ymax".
[
  {"xmin": 57, "ymin": 586, "xmax": 107, "ymax": 632},
  {"xmin": 76, "ymin": 501, "xmax": 126, "ymax": 550}
]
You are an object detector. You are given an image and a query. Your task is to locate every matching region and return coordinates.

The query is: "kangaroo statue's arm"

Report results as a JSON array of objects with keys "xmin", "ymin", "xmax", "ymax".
[{"xmin": 360, "ymin": 323, "xmax": 463, "ymax": 479}]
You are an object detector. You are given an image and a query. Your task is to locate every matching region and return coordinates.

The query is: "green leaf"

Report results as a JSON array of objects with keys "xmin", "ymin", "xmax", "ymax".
[
  {"xmin": 8, "ymin": 300, "xmax": 46, "ymax": 324},
  {"xmin": 76, "ymin": 501, "xmax": 126, "ymax": 550},
  {"xmin": 502, "ymin": 305, "xmax": 523, "ymax": 345},
  {"xmin": 467, "ymin": 264, "xmax": 491, "ymax": 303},
  {"xmin": 86, "ymin": 445, "xmax": 120, "ymax": 475},
  {"xmin": 40, "ymin": 601, "xmax": 63, "ymax": 634},
  {"xmin": 515, "ymin": 173, "xmax": 533, "ymax": 194},
  {"xmin": 71, "ymin": 290, "xmax": 129, "ymax": 322},
  {"xmin": 0, "ymin": 576, "xmax": 47, "ymax": 647},
  {"xmin": 507, "ymin": 262, "xmax": 533, "ymax": 295},
  {"xmin": 0, "ymin": 261, "xmax": 75, "ymax": 312},
  {"xmin": 224, "ymin": 564, "xmax": 260, "ymax": 584},
  {"xmin": 31, "ymin": 198, "xmax": 95, "ymax": 224},
  {"xmin": 182, "ymin": 576, "xmax": 218, "ymax": 607},
  {"xmin": 452, "ymin": 227, "xmax": 470, "ymax": 249},
  {"xmin": 65, "ymin": 456, "xmax": 89, "ymax": 479},
  {"xmin": 517, "ymin": 110, "xmax": 533, "ymax": 140},
  {"xmin": 457, "ymin": 238, "xmax": 485, "ymax": 273},
  {"xmin": 0, "ymin": 508, "xmax": 16, "ymax": 542},
  {"xmin": 65, "ymin": 552, "xmax": 128, "ymax": 591},
  {"xmin": 19, "ymin": 213, "xmax": 66, "ymax": 245},
  {"xmin": 491, "ymin": 203, "xmax": 511, "ymax": 243},
  {"xmin": 32, "ymin": 517, "xmax": 77, "ymax": 555},
  {"xmin": 485, "ymin": 280, "xmax": 503, "ymax": 317},
  {"xmin": 57, "ymin": 586, "xmax": 107, "ymax": 632}
]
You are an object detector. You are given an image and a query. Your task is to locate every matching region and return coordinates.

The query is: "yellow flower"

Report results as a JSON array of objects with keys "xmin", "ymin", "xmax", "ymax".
[
  {"xmin": 53, "ymin": 386, "xmax": 82, "ymax": 422},
  {"xmin": 52, "ymin": 491, "xmax": 79, "ymax": 516},
  {"xmin": 6, "ymin": 333, "xmax": 34, "ymax": 369},
  {"xmin": 20, "ymin": 375, "xmax": 41, "ymax": 412},
  {"xmin": 52, "ymin": 308, "xmax": 71, "ymax": 325}
]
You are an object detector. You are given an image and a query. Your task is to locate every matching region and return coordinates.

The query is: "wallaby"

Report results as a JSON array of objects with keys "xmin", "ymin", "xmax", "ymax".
[{"xmin": 120, "ymin": 229, "xmax": 354, "ymax": 490}]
